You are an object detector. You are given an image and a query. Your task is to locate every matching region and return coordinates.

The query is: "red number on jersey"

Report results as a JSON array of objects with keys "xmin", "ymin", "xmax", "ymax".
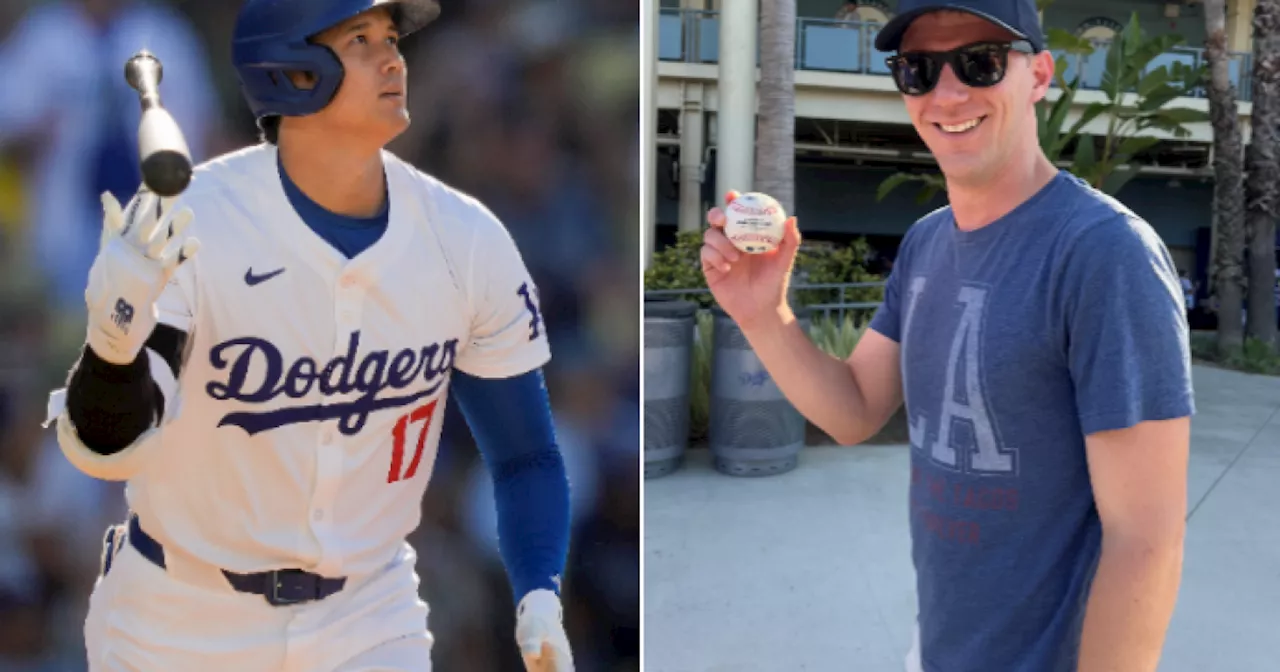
[{"xmin": 387, "ymin": 400, "xmax": 438, "ymax": 484}]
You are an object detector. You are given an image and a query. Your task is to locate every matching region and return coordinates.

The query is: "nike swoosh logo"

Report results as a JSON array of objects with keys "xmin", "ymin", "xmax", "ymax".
[{"xmin": 244, "ymin": 267, "xmax": 286, "ymax": 286}]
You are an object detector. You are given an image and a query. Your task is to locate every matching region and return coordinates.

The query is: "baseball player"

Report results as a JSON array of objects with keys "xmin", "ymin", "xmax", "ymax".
[
  {"xmin": 702, "ymin": 1, "xmax": 1192, "ymax": 671},
  {"xmin": 42, "ymin": 1, "xmax": 574, "ymax": 670}
]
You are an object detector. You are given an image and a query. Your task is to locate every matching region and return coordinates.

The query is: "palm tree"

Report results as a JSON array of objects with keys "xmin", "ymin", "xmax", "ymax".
[
  {"xmin": 1204, "ymin": 0, "xmax": 1246, "ymax": 354},
  {"xmin": 1245, "ymin": 0, "xmax": 1280, "ymax": 348},
  {"xmin": 754, "ymin": 0, "xmax": 796, "ymax": 214}
]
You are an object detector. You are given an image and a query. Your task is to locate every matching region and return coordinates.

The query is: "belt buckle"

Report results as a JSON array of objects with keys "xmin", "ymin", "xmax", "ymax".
[{"xmin": 266, "ymin": 569, "xmax": 314, "ymax": 607}]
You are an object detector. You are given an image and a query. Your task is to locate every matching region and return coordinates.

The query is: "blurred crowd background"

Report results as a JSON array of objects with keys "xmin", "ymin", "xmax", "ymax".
[{"xmin": 0, "ymin": 1, "xmax": 639, "ymax": 671}]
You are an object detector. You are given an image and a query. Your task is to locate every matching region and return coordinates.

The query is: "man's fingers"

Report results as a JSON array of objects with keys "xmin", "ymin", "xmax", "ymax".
[
  {"xmin": 156, "ymin": 210, "xmax": 195, "ymax": 264},
  {"xmin": 703, "ymin": 226, "xmax": 741, "ymax": 262},
  {"xmin": 521, "ymin": 641, "xmax": 551, "ymax": 671},
  {"xmin": 179, "ymin": 237, "xmax": 201, "ymax": 264},
  {"xmin": 147, "ymin": 207, "xmax": 187, "ymax": 258},
  {"xmin": 706, "ymin": 207, "xmax": 727, "ymax": 230},
  {"xmin": 129, "ymin": 193, "xmax": 167, "ymax": 249},
  {"xmin": 101, "ymin": 192, "xmax": 125, "ymax": 235},
  {"xmin": 781, "ymin": 217, "xmax": 800, "ymax": 250},
  {"xmin": 521, "ymin": 642, "xmax": 559, "ymax": 672},
  {"xmin": 701, "ymin": 244, "xmax": 733, "ymax": 274}
]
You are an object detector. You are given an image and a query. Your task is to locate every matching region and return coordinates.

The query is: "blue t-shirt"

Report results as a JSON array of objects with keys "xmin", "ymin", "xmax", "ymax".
[
  {"xmin": 869, "ymin": 171, "xmax": 1194, "ymax": 672},
  {"xmin": 278, "ymin": 157, "xmax": 388, "ymax": 258}
]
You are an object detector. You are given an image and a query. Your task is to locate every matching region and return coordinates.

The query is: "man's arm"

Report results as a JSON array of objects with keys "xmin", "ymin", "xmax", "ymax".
[
  {"xmin": 45, "ymin": 188, "xmax": 197, "ymax": 480},
  {"xmin": 64, "ymin": 324, "xmax": 189, "ymax": 454},
  {"xmin": 742, "ymin": 309, "xmax": 904, "ymax": 446},
  {"xmin": 1076, "ymin": 417, "xmax": 1189, "ymax": 672},
  {"xmin": 449, "ymin": 367, "xmax": 570, "ymax": 603}
]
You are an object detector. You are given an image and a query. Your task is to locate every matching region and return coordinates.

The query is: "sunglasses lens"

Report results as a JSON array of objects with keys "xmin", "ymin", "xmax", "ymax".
[
  {"xmin": 955, "ymin": 46, "xmax": 1007, "ymax": 87},
  {"xmin": 892, "ymin": 53, "xmax": 940, "ymax": 95}
]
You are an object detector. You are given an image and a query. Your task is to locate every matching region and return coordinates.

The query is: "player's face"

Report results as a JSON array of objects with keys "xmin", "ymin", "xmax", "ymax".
[
  {"xmin": 899, "ymin": 12, "xmax": 1054, "ymax": 187},
  {"xmin": 310, "ymin": 8, "xmax": 410, "ymax": 142}
]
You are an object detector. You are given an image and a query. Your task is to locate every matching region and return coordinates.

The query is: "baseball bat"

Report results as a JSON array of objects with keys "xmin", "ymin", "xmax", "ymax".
[{"xmin": 124, "ymin": 50, "xmax": 192, "ymax": 197}]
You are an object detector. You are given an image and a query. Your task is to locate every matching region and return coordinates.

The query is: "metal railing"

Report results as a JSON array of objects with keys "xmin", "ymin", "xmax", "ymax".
[
  {"xmin": 659, "ymin": 8, "xmax": 1255, "ymax": 102},
  {"xmin": 646, "ymin": 281, "xmax": 887, "ymax": 323}
]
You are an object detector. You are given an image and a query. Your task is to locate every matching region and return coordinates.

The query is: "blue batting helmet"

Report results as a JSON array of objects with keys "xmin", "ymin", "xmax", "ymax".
[{"xmin": 232, "ymin": 0, "xmax": 441, "ymax": 120}]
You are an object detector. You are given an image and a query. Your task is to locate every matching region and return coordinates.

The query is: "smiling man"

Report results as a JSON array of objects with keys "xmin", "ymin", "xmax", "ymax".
[{"xmin": 699, "ymin": 1, "xmax": 1193, "ymax": 671}]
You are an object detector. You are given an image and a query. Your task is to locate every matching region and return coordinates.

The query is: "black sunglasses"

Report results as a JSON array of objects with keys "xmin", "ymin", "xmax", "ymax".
[{"xmin": 886, "ymin": 40, "xmax": 1036, "ymax": 96}]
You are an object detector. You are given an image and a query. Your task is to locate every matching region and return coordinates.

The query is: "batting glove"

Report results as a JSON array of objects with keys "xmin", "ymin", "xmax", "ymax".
[
  {"xmin": 516, "ymin": 589, "xmax": 574, "ymax": 672},
  {"xmin": 85, "ymin": 188, "xmax": 198, "ymax": 365}
]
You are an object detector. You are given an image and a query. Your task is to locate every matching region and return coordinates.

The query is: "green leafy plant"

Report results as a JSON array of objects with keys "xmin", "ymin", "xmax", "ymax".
[
  {"xmin": 1224, "ymin": 337, "xmax": 1280, "ymax": 375},
  {"xmin": 643, "ymin": 231, "xmax": 712, "ymax": 306},
  {"xmin": 688, "ymin": 310, "xmax": 715, "ymax": 441},
  {"xmin": 875, "ymin": 172, "xmax": 947, "ymax": 206},
  {"xmin": 1190, "ymin": 332, "xmax": 1280, "ymax": 376},
  {"xmin": 1071, "ymin": 12, "xmax": 1209, "ymax": 194},
  {"xmin": 793, "ymin": 238, "xmax": 885, "ymax": 311},
  {"xmin": 808, "ymin": 313, "xmax": 869, "ymax": 359}
]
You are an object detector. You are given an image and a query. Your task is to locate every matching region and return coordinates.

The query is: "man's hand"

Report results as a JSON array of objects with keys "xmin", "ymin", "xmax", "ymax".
[
  {"xmin": 85, "ymin": 188, "xmax": 198, "ymax": 364},
  {"xmin": 516, "ymin": 589, "xmax": 573, "ymax": 672},
  {"xmin": 701, "ymin": 190, "xmax": 801, "ymax": 331}
]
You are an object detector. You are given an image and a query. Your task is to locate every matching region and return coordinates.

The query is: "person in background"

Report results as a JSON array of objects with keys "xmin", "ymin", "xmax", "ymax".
[
  {"xmin": 1178, "ymin": 269, "xmax": 1196, "ymax": 319},
  {"xmin": 0, "ymin": 0, "xmax": 221, "ymax": 311}
]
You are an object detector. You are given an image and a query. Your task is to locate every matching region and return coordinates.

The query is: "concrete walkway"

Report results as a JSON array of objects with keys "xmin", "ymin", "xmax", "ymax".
[{"xmin": 643, "ymin": 365, "xmax": 1280, "ymax": 672}]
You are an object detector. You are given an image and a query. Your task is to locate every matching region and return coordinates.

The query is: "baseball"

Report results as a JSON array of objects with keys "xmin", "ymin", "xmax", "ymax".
[{"xmin": 724, "ymin": 192, "xmax": 787, "ymax": 254}]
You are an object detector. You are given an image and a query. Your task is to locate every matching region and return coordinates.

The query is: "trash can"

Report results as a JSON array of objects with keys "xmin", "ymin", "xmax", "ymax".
[
  {"xmin": 643, "ymin": 299, "xmax": 699, "ymax": 478},
  {"xmin": 708, "ymin": 306, "xmax": 808, "ymax": 477}
]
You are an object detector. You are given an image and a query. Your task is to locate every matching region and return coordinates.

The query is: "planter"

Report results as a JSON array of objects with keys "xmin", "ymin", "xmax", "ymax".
[
  {"xmin": 708, "ymin": 306, "xmax": 810, "ymax": 477},
  {"xmin": 643, "ymin": 299, "xmax": 699, "ymax": 478}
]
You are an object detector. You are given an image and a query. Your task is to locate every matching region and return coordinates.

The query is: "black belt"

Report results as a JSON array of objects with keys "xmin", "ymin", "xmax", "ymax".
[{"xmin": 127, "ymin": 514, "xmax": 347, "ymax": 606}]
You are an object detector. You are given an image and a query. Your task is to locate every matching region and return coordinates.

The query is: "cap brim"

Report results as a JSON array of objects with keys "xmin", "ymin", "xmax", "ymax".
[{"xmin": 874, "ymin": 4, "xmax": 1030, "ymax": 52}]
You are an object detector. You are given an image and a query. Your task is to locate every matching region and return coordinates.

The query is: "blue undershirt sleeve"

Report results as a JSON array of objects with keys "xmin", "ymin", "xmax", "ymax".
[{"xmin": 448, "ymin": 368, "xmax": 571, "ymax": 605}]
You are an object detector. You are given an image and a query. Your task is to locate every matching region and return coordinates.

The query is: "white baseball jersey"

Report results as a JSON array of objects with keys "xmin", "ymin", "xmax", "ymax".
[{"xmin": 94, "ymin": 143, "xmax": 549, "ymax": 579}]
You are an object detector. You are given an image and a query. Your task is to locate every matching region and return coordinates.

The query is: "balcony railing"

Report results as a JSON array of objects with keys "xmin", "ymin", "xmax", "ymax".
[{"xmin": 659, "ymin": 9, "xmax": 1255, "ymax": 102}]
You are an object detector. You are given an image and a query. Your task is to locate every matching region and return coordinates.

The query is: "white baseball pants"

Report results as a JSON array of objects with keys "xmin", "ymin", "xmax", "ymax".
[{"xmin": 84, "ymin": 532, "xmax": 432, "ymax": 672}]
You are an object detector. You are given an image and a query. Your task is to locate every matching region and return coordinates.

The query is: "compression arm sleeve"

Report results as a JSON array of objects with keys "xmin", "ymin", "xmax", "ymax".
[
  {"xmin": 449, "ymin": 368, "xmax": 571, "ymax": 605},
  {"xmin": 64, "ymin": 324, "xmax": 188, "ymax": 455}
]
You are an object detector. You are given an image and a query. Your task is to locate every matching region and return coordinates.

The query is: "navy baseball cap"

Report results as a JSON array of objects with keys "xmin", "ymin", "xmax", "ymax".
[{"xmin": 874, "ymin": 0, "xmax": 1046, "ymax": 52}]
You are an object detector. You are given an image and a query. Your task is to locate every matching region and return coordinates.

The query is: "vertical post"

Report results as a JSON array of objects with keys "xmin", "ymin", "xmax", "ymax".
[
  {"xmin": 678, "ymin": 83, "xmax": 706, "ymax": 233},
  {"xmin": 716, "ymin": 0, "xmax": 759, "ymax": 200},
  {"xmin": 643, "ymin": 0, "xmax": 660, "ymax": 269}
]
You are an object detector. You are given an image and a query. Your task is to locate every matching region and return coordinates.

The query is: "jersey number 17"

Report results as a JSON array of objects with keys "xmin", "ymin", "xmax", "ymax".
[{"xmin": 387, "ymin": 400, "xmax": 439, "ymax": 484}]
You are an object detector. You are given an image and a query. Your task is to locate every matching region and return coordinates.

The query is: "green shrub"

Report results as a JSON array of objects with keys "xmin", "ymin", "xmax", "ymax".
[
  {"xmin": 644, "ymin": 232, "xmax": 886, "ymax": 312},
  {"xmin": 1225, "ymin": 338, "xmax": 1280, "ymax": 376},
  {"xmin": 688, "ymin": 310, "xmax": 715, "ymax": 442},
  {"xmin": 643, "ymin": 231, "xmax": 712, "ymax": 306},
  {"xmin": 793, "ymin": 238, "xmax": 885, "ymax": 311},
  {"xmin": 808, "ymin": 313, "xmax": 868, "ymax": 360},
  {"xmin": 1189, "ymin": 332, "xmax": 1280, "ymax": 376}
]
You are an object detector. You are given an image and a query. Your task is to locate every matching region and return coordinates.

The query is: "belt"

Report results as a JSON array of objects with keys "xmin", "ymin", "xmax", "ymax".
[{"xmin": 126, "ymin": 514, "xmax": 347, "ymax": 607}]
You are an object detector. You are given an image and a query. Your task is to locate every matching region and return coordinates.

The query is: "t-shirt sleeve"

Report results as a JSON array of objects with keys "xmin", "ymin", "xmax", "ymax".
[
  {"xmin": 1060, "ymin": 215, "xmax": 1195, "ymax": 436},
  {"xmin": 869, "ymin": 226, "xmax": 917, "ymax": 343},
  {"xmin": 452, "ymin": 198, "xmax": 552, "ymax": 379}
]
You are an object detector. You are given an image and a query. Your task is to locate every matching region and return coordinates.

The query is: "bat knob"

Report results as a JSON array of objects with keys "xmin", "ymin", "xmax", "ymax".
[{"xmin": 142, "ymin": 151, "xmax": 192, "ymax": 197}]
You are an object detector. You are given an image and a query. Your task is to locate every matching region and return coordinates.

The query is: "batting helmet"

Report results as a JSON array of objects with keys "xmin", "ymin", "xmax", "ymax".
[{"xmin": 232, "ymin": 0, "xmax": 441, "ymax": 120}]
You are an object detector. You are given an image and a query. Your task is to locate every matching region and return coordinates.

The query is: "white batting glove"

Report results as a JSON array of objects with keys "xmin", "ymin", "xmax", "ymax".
[
  {"xmin": 84, "ymin": 188, "xmax": 198, "ymax": 365},
  {"xmin": 516, "ymin": 589, "xmax": 574, "ymax": 672}
]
